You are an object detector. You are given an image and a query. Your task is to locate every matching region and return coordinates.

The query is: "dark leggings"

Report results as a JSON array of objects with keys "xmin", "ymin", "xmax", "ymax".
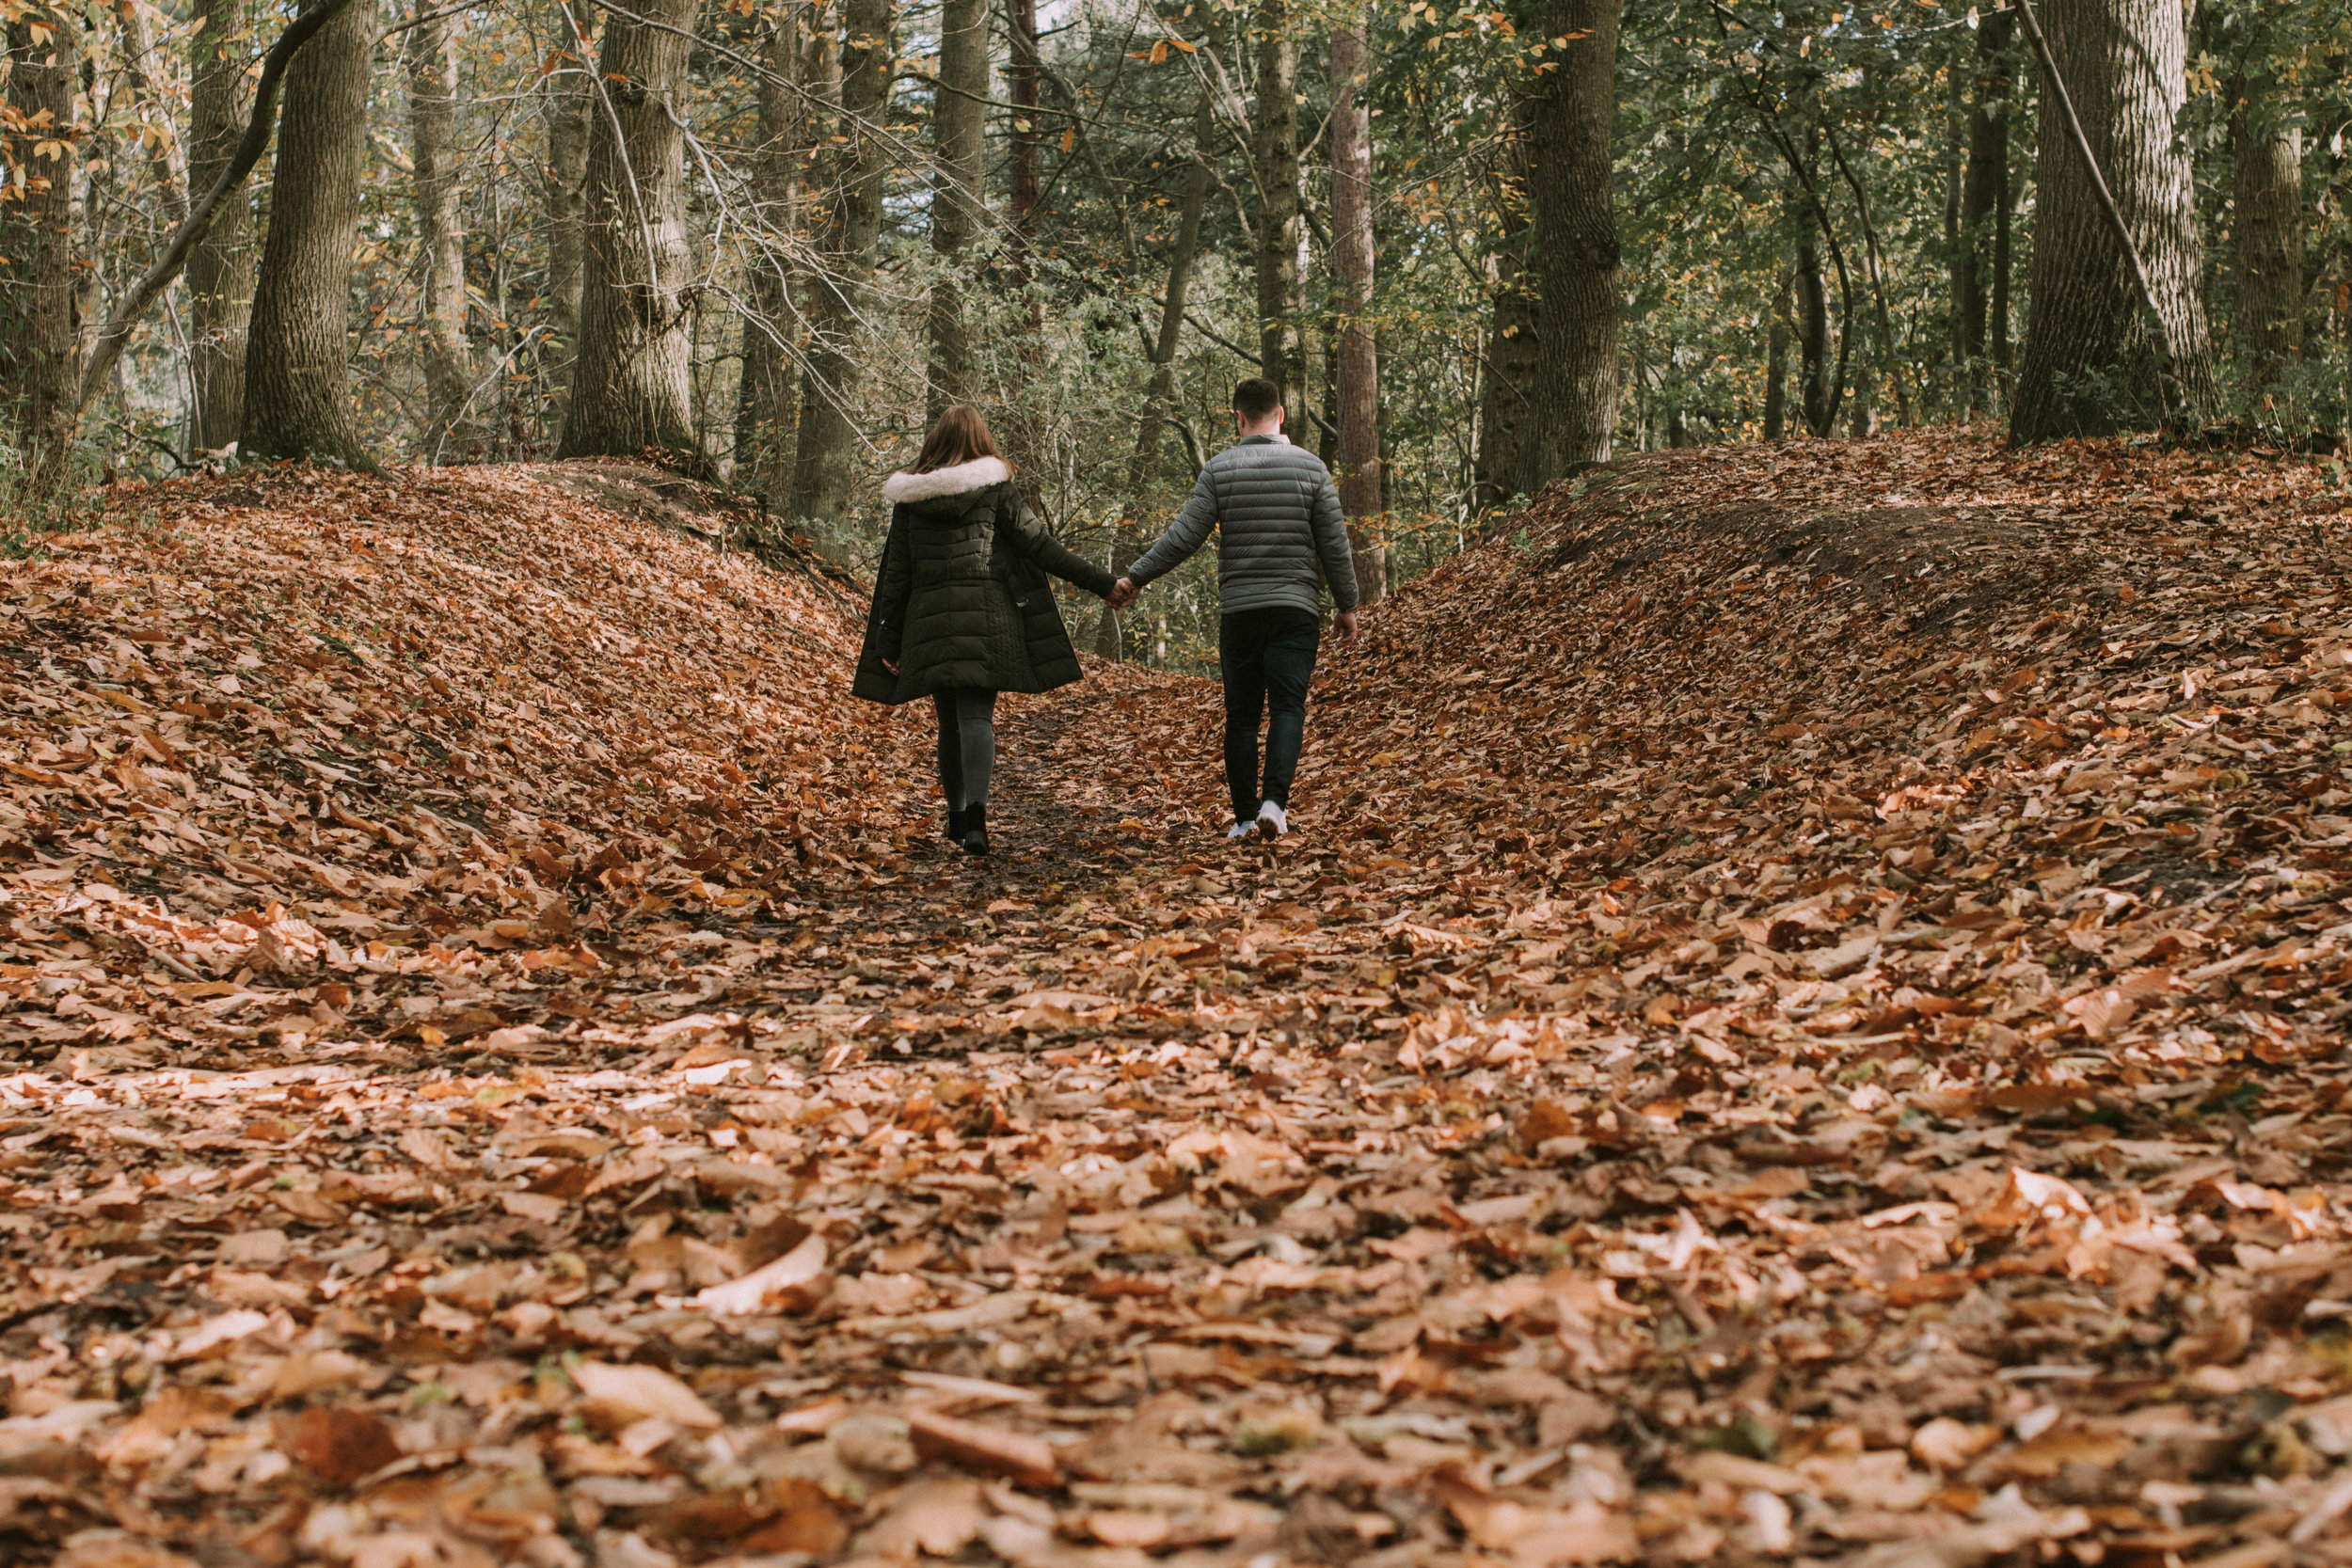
[
  {"xmin": 933, "ymin": 687, "xmax": 997, "ymax": 811},
  {"xmin": 1221, "ymin": 607, "xmax": 1320, "ymax": 823}
]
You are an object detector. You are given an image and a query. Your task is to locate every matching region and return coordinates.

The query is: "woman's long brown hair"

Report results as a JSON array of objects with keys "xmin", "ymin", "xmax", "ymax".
[{"xmin": 911, "ymin": 404, "xmax": 1014, "ymax": 475}]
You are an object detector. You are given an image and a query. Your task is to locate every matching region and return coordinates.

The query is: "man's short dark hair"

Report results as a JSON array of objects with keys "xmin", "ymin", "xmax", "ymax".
[{"xmin": 1232, "ymin": 378, "xmax": 1281, "ymax": 421}]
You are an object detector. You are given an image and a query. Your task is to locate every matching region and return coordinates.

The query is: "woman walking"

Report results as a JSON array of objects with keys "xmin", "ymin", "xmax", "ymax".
[{"xmin": 852, "ymin": 405, "xmax": 1119, "ymax": 856}]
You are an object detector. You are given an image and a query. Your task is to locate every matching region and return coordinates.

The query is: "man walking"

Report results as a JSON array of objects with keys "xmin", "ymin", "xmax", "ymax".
[{"xmin": 1110, "ymin": 378, "xmax": 1360, "ymax": 839}]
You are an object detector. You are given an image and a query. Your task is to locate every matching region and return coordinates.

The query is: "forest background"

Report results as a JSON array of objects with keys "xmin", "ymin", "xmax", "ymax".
[{"xmin": 0, "ymin": 0, "xmax": 2346, "ymax": 672}]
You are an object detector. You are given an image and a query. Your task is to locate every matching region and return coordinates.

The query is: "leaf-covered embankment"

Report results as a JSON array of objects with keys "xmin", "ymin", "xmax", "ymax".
[
  {"xmin": 1, "ymin": 461, "xmax": 914, "ymax": 1067},
  {"xmin": 1283, "ymin": 426, "xmax": 2352, "ymax": 1065}
]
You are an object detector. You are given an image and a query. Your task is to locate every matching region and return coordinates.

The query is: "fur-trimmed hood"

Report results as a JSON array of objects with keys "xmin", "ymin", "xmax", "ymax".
[{"xmin": 883, "ymin": 456, "xmax": 1010, "ymax": 504}]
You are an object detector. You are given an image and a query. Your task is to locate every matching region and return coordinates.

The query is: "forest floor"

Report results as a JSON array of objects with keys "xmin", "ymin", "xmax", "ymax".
[{"xmin": 4, "ymin": 430, "xmax": 2352, "ymax": 1568}]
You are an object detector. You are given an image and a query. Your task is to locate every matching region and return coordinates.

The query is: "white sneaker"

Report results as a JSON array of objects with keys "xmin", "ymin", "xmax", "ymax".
[
  {"xmin": 1226, "ymin": 819, "xmax": 1255, "ymax": 839},
  {"xmin": 1256, "ymin": 800, "xmax": 1288, "ymax": 838}
]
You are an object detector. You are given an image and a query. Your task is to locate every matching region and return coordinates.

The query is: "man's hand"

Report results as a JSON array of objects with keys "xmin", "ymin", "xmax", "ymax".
[
  {"xmin": 880, "ymin": 657, "xmax": 898, "ymax": 675},
  {"xmin": 1332, "ymin": 609, "xmax": 1359, "ymax": 647},
  {"xmin": 1108, "ymin": 578, "xmax": 1139, "ymax": 610}
]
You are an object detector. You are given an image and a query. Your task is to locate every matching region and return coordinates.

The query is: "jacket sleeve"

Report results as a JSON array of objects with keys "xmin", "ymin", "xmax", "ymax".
[
  {"xmin": 850, "ymin": 509, "xmax": 916, "ymax": 701},
  {"xmin": 1000, "ymin": 488, "xmax": 1118, "ymax": 598},
  {"xmin": 1125, "ymin": 467, "xmax": 1219, "ymax": 587},
  {"xmin": 1311, "ymin": 471, "xmax": 1361, "ymax": 611},
  {"xmin": 870, "ymin": 509, "xmax": 914, "ymax": 634}
]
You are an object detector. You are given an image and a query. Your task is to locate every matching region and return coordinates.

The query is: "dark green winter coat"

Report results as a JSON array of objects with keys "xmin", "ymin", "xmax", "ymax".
[{"xmin": 851, "ymin": 457, "xmax": 1117, "ymax": 704}]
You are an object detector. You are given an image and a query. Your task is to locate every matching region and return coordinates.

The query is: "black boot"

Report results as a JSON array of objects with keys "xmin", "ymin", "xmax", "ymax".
[
  {"xmin": 943, "ymin": 804, "xmax": 969, "ymax": 845},
  {"xmin": 959, "ymin": 801, "xmax": 990, "ymax": 856}
]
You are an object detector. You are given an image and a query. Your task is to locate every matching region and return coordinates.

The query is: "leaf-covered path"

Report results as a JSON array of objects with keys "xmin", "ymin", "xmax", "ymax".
[{"xmin": 8, "ymin": 435, "xmax": 2352, "ymax": 1568}]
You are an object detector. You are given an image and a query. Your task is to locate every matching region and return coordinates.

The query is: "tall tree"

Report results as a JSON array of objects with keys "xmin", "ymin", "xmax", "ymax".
[
  {"xmin": 2232, "ymin": 103, "xmax": 2304, "ymax": 393},
  {"xmin": 1953, "ymin": 8, "xmax": 2014, "ymax": 408},
  {"xmin": 1762, "ymin": 273, "xmax": 1791, "ymax": 439},
  {"xmin": 1252, "ymin": 0, "xmax": 1304, "ymax": 430},
  {"xmin": 788, "ymin": 0, "xmax": 893, "ymax": 527},
  {"xmin": 1003, "ymin": 0, "xmax": 1042, "ymax": 458},
  {"xmin": 928, "ymin": 0, "xmax": 988, "ymax": 410},
  {"xmin": 1472, "ymin": 119, "xmax": 1536, "ymax": 518},
  {"xmin": 540, "ymin": 0, "xmax": 593, "ymax": 351},
  {"xmin": 735, "ymin": 0, "xmax": 808, "ymax": 495},
  {"xmin": 239, "ymin": 0, "xmax": 374, "ymax": 468},
  {"xmin": 3, "ymin": 4, "xmax": 76, "ymax": 482},
  {"xmin": 1006, "ymin": 0, "xmax": 1041, "ymax": 270},
  {"xmin": 1100, "ymin": 87, "xmax": 1214, "ymax": 659},
  {"xmin": 409, "ymin": 9, "xmax": 474, "ymax": 452},
  {"xmin": 1330, "ymin": 18, "xmax": 1384, "ymax": 600},
  {"xmin": 1792, "ymin": 178, "xmax": 1833, "ymax": 436},
  {"xmin": 2010, "ymin": 0, "xmax": 2217, "ymax": 441},
  {"xmin": 1515, "ymin": 0, "xmax": 1621, "ymax": 489},
  {"xmin": 557, "ymin": 0, "xmax": 702, "ymax": 458}
]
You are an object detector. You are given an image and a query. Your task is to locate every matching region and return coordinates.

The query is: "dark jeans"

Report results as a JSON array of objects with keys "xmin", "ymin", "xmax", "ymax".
[
  {"xmin": 1220, "ymin": 607, "xmax": 1320, "ymax": 823},
  {"xmin": 933, "ymin": 687, "xmax": 997, "ymax": 810}
]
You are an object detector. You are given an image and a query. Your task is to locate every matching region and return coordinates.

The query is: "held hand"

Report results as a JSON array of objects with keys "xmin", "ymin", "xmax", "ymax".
[
  {"xmin": 1332, "ymin": 609, "xmax": 1359, "ymax": 647},
  {"xmin": 1108, "ymin": 578, "xmax": 1139, "ymax": 610}
]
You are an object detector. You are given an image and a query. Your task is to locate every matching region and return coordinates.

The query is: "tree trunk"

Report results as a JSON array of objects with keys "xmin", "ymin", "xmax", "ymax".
[
  {"xmin": 1330, "ymin": 19, "xmax": 1384, "ymax": 602},
  {"xmin": 1763, "ymin": 275, "xmax": 1790, "ymax": 439},
  {"xmin": 2233, "ymin": 110, "xmax": 2303, "ymax": 393},
  {"xmin": 1473, "ymin": 113, "xmax": 1536, "ymax": 516},
  {"xmin": 409, "ymin": 8, "xmax": 473, "ymax": 453},
  {"xmin": 1795, "ymin": 216, "xmax": 1830, "ymax": 436},
  {"xmin": 927, "ymin": 0, "xmax": 987, "ymax": 411},
  {"xmin": 1993, "ymin": 127, "xmax": 2013, "ymax": 372},
  {"xmin": 1003, "ymin": 0, "xmax": 1042, "ymax": 460},
  {"xmin": 541, "ymin": 0, "xmax": 593, "ymax": 347},
  {"xmin": 787, "ymin": 0, "xmax": 892, "ymax": 528},
  {"xmin": 734, "ymin": 0, "xmax": 804, "ymax": 495},
  {"xmin": 3, "ymin": 5, "xmax": 78, "ymax": 483},
  {"xmin": 1252, "ymin": 0, "xmax": 1304, "ymax": 431},
  {"xmin": 556, "ymin": 0, "xmax": 701, "ymax": 459},
  {"xmin": 238, "ymin": 0, "xmax": 373, "ymax": 468},
  {"xmin": 1099, "ymin": 87, "xmax": 1213, "ymax": 658},
  {"xmin": 1954, "ymin": 8, "xmax": 2013, "ymax": 409},
  {"xmin": 1006, "ymin": 0, "xmax": 1041, "ymax": 281},
  {"xmin": 186, "ymin": 0, "xmax": 254, "ymax": 451},
  {"xmin": 1514, "ymin": 0, "xmax": 1620, "ymax": 492},
  {"xmin": 2010, "ymin": 0, "xmax": 2217, "ymax": 442}
]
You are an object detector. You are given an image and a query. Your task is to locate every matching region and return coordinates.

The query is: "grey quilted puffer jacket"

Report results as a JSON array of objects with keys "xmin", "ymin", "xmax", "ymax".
[
  {"xmin": 851, "ymin": 457, "xmax": 1116, "ymax": 704},
  {"xmin": 1124, "ymin": 435, "xmax": 1360, "ymax": 616}
]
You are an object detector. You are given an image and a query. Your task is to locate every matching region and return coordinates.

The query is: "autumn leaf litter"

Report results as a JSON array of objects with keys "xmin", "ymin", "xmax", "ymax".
[{"xmin": 4, "ymin": 433, "xmax": 2352, "ymax": 1568}]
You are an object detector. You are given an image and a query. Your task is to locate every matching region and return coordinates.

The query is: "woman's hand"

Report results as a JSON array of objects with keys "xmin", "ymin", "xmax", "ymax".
[{"xmin": 880, "ymin": 657, "xmax": 898, "ymax": 675}]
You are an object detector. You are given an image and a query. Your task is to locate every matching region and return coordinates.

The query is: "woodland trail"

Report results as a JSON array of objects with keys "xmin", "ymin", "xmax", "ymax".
[{"xmin": 8, "ymin": 435, "xmax": 2352, "ymax": 1568}]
